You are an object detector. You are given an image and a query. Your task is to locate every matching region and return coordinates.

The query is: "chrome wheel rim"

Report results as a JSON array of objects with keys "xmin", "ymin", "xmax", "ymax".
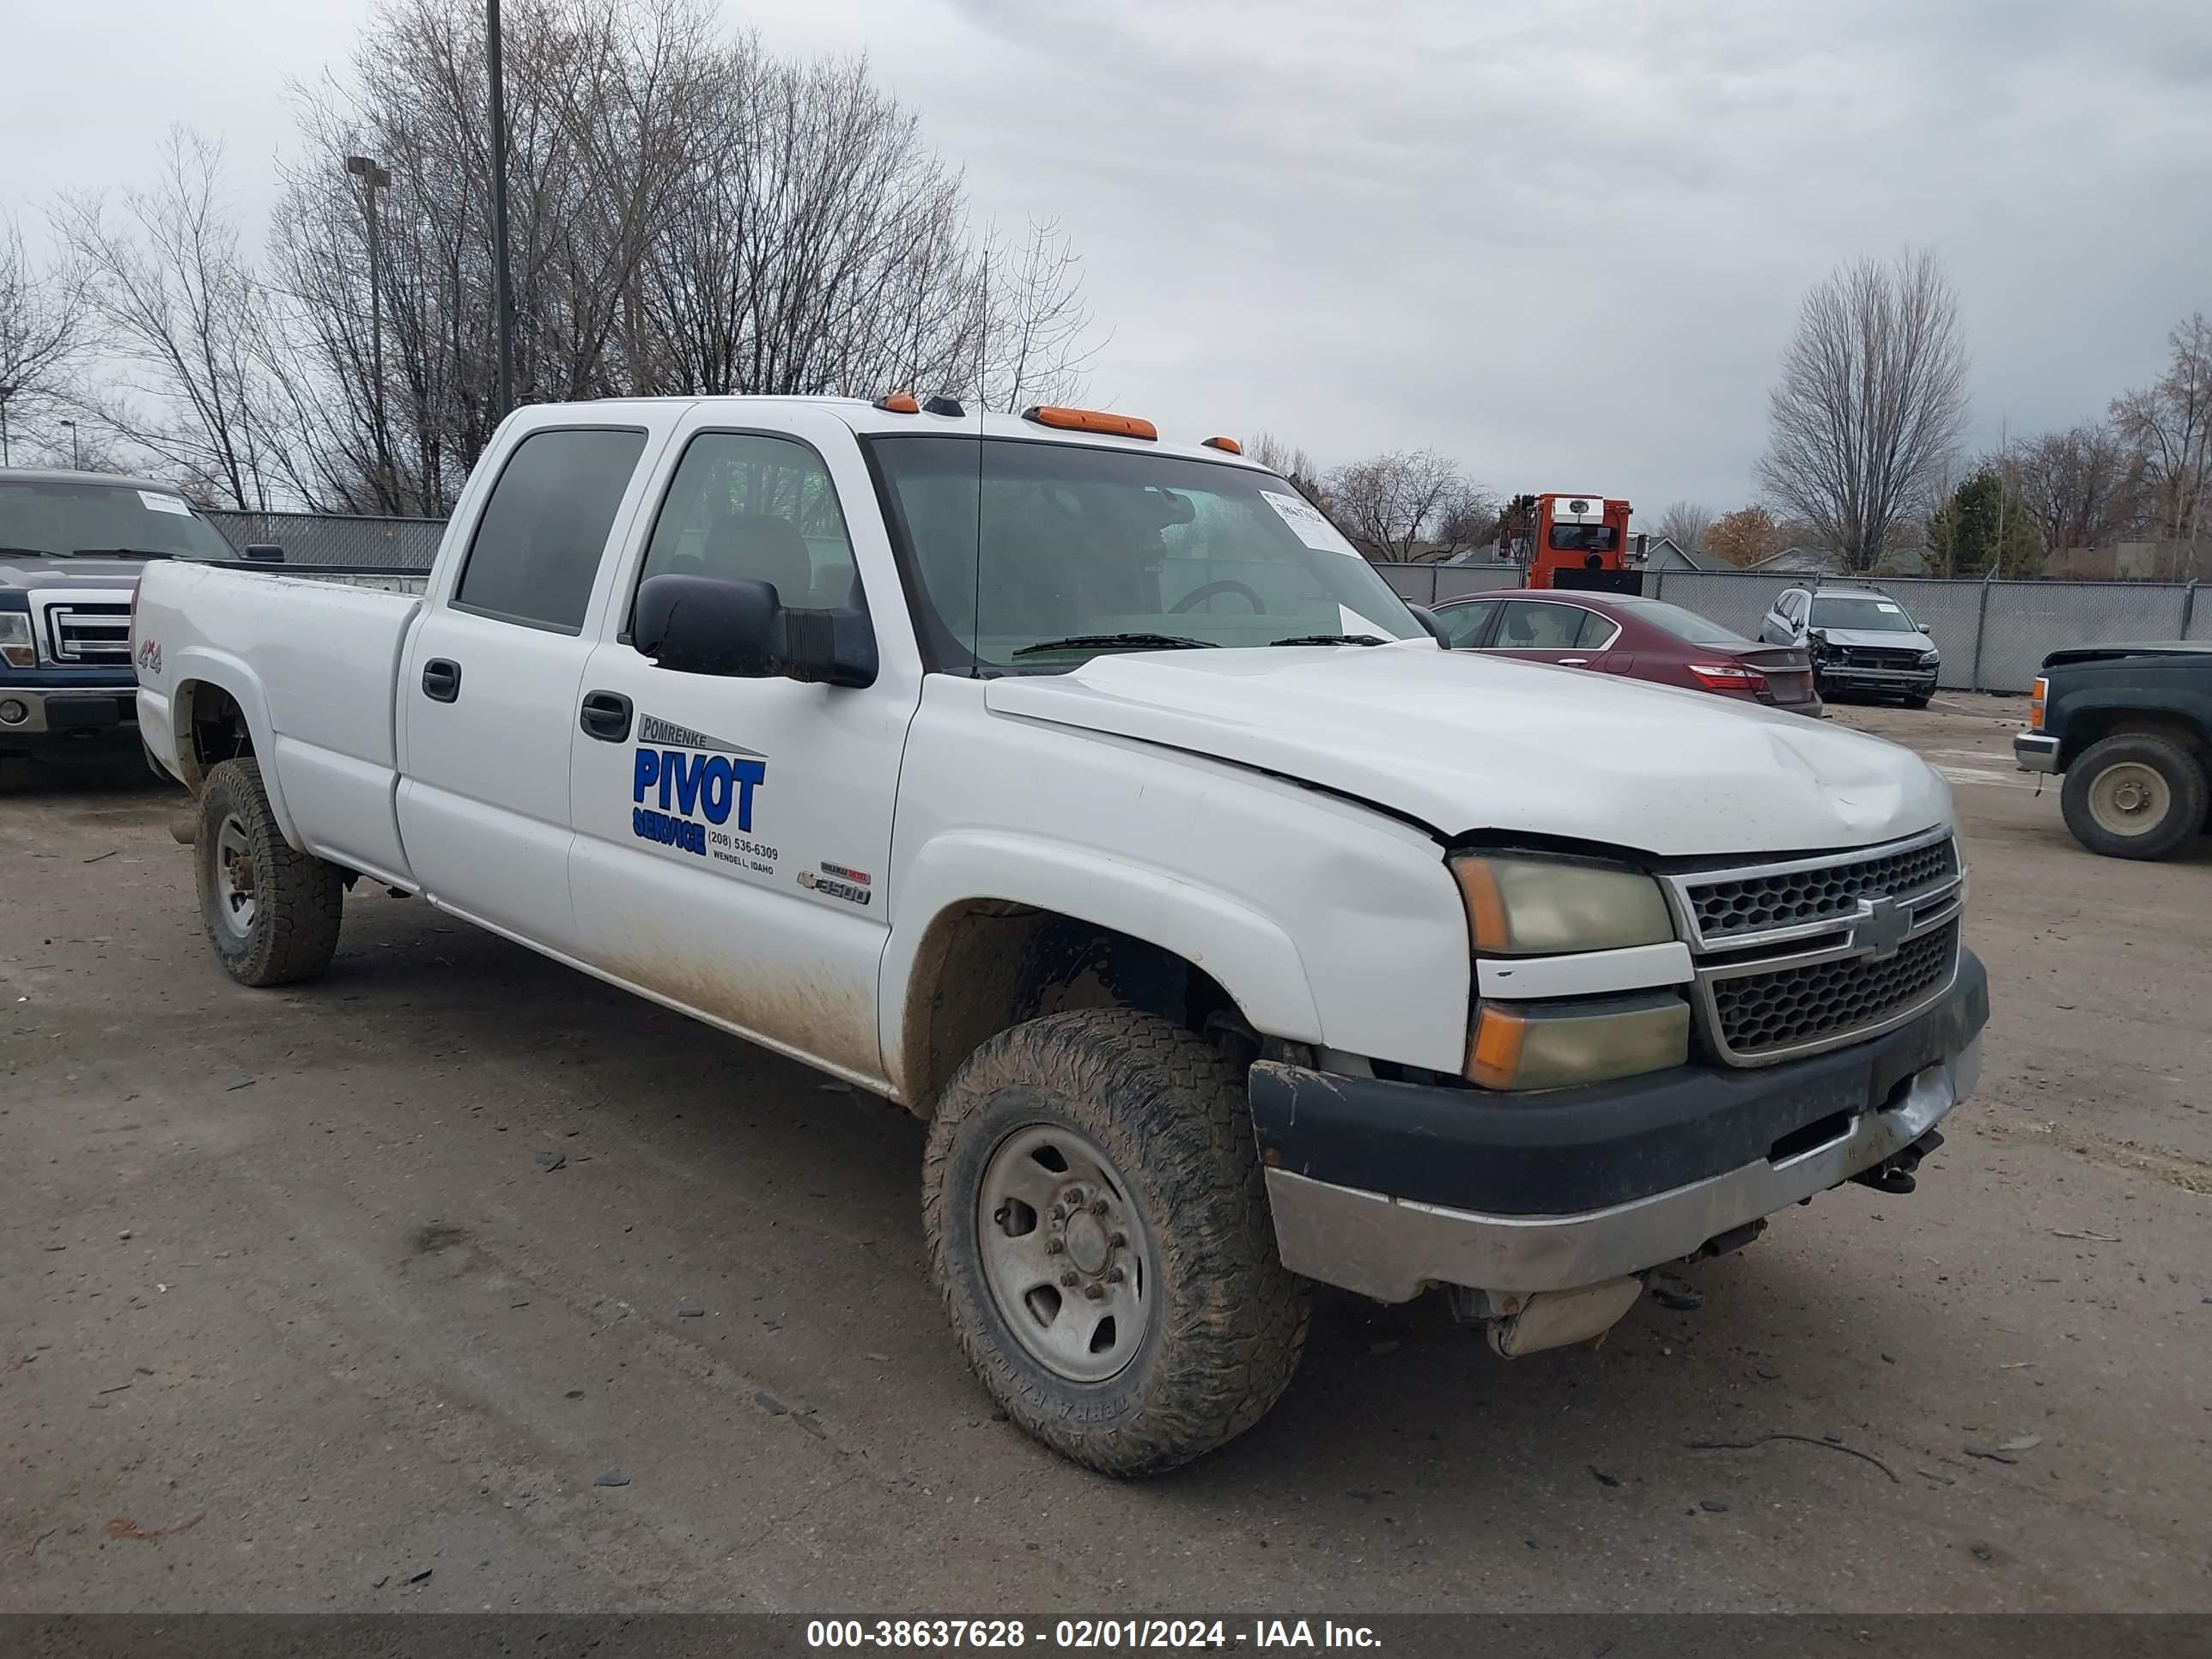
[
  {"xmin": 976, "ymin": 1123, "xmax": 1152, "ymax": 1383},
  {"xmin": 213, "ymin": 814, "xmax": 258, "ymax": 939},
  {"xmin": 2087, "ymin": 762, "xmax": 2170, "ymax": 837}
]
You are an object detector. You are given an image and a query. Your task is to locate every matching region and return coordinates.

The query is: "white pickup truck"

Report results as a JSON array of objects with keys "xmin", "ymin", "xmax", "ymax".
[{"xmin": 134, "ymin": 396, "xmax": 1986, "ymax": 1475}]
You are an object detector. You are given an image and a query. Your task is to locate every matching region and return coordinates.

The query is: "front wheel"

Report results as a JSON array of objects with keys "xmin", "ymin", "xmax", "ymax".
[
  {"xmin": 922, "ymin": 1008, "xmax": 1310, "ymax": 1477},
  {"xmin": 2059, "ymin": 734, "xmax": 2209, "ymax": 860},
  {"xmin": 195, "ymin": 757, "xmax": 346, "ymax": 984}
]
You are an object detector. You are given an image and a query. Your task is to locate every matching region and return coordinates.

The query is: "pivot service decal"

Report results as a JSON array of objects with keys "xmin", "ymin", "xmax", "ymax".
[{"xmin": 629, "ymin": 713, "xmax": 776, "ymax": 872}]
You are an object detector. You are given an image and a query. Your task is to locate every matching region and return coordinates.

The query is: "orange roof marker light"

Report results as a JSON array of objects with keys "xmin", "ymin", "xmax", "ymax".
[
  {"xmin": 873, "ymin": 392, "xmax": 921, "ymax": 414},
  {"xmin": 1021, "ymin": 405, "xmax": 1158, "ymax": 441},
  {"xmin": 1201, "ymin": 435, "xmax": 1243, "ymax": 454}
]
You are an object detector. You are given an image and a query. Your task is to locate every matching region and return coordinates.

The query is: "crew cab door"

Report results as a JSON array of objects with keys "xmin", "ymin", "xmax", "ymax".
[
  {"xmin": 398, "ymin": 419, "xmax": 663, "ymax": 957},
  {"xmin": 565, "ymin": 407, "xmax": 920, "ymax": 1085}
]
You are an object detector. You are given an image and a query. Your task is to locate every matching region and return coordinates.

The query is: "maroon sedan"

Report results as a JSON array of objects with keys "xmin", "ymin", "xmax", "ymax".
[{"xmin": 1431, "ymin": 588, "xmax": 1823, "ymax": 716}]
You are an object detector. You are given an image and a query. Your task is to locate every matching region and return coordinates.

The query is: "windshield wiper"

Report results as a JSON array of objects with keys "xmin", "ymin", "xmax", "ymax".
[
  {"xmin": 71, "ymin": 547, "xmax": 176, "ymax": 559},
  {"xmin": 1012, "ymin": 633, "xmax": 1220, "ymax": 658},
  {"xmin": 1267, "ymin": 632, "xmax": 1387, "ymax": 647},
  {"xmin": 0, "ymin": 544, "xmax": 67, "ymax": 557}
]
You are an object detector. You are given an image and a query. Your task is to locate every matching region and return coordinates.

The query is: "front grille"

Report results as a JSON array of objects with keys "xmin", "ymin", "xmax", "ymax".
[
  {"xmin": 1684, "ymin": 836, "xmax": 1958, "ymax": 942},
  {"xmin": 1711, "ymin": 921, "xmax": 1958, "ymax": 1060},
  {"xmin": 1838, "ymin": 647, "xmax": 1923, "ymax": 669},
  {"xmin": 47, "ymin": 604, "xmax": 133, "ymax": 664}
]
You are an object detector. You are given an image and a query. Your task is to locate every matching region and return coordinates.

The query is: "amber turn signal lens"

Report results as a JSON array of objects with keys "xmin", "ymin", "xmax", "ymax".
[
  {"xmin": 2028, "ymin": 676, "xmax": 2046, "ymax": 731},
  {"xmin": 1466, "ymin": 996, "xmax": 1690, "ymax": 1091},
  {"xmin": 873, "ymin": 392, "xmax": 921, "ymax": 414},
  {"xmin": 1202, "ymin": 435, "xmax": 1243, "ymax": 453}
]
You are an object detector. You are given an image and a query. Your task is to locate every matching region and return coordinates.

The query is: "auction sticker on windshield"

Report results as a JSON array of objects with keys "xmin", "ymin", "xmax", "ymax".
[
  {"xmin": 139, "ymin": 491, "xmax": 191, "ymax": 515},
  {"xmin": 1261, "ymin": 489, "xmax": 1361, "ymax": 557}
]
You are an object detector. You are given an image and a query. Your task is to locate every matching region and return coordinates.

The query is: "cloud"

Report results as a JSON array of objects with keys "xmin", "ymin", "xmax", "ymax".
[{"xmin": 8, "ymin": 0, "xmax": 2206, "ymax": 514}]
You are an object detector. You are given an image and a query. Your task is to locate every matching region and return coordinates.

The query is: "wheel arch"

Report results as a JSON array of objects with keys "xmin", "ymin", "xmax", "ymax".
[
  {"xmin": 167, "ymin": 653, "xmax": 301, "ymax": 845},
  {"xmin": 884, "ymin": 833, "xmax": 1325, "ymax": 1115},
  {"xmin": 2059, "ymin": 702, "xmax": 2212, "ymax": 771}
]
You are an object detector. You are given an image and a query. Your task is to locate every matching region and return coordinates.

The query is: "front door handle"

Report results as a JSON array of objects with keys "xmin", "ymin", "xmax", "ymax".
[
  {"xmin": 579, "ymin": 690, "xmax": 633, "ymax": 742},
  {"xmin": 1557, "ymin": 657, "xmax": 1590, "ymax": 666},
  {"xmin": 422, "ymin": 659, "xmax": 461, "ymax": 702}
]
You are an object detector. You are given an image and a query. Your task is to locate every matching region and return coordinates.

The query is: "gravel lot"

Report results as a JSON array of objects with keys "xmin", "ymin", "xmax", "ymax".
[{"xmin": 3, "ymin": 693, "xmax": 2208, "ymax": 1613}]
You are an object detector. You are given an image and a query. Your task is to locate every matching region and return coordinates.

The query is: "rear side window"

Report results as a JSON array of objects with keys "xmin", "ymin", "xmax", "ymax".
[
  {"xmin": 454, "ymin": 427, "xmax": 648, "ymax": 632},
  {"xmin": 1496, "ymin": 600, "xmax": 1606, "ymax": 649}
]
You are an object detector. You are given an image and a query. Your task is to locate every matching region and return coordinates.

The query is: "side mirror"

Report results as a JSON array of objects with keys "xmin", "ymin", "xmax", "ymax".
[
  {"xmin": 1406, "ymin": 603, "xmax": 1452, "ymax": 647},
  {"xmin": 635, "ymin": 573, "xmax": 877, "ymax": 689},
  {"xmin": 242, "ymin": 544, "xmax": 285, "ymax": 562}
]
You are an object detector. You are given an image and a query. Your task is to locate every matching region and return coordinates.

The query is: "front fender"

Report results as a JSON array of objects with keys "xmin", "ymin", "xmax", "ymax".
[{"xmin": 882, "ymin": 830, "xmax": 1327, "ymax": 1097}]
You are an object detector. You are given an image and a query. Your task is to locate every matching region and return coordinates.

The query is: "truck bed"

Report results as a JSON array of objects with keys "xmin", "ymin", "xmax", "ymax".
[{"xmin": 136, "ymin": 561, "xmax": 426, "ymax": 886}]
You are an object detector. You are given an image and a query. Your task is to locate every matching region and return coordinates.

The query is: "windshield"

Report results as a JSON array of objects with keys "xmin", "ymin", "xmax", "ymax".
[
  {"xmin": 1615, "ymin": 597, "xmax": 1749, "ymax": 647},
  {"xmin": 1547, "ymin": 523, "xmax": 1617, "ymax": 553},
  {"xmin": 1809, "ymin": 594, "xmax": 1918, "ymax": 633},
  {"xmin": 0, "ymin": 479, "xmax": 238, "ymax": 561},
  {"xmin": 868, "ymin": 437, "xmax": 1423, "ymax": 670}
]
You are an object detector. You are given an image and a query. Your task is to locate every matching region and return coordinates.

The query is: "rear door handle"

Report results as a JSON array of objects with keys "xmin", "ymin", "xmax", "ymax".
[
  {"xmin": 422, "ymin": 659, "xmax": 461, "ymax": 702},
  {"xmin": 579, "ymin": 690, "xmax": 633, "ymax": 742}
]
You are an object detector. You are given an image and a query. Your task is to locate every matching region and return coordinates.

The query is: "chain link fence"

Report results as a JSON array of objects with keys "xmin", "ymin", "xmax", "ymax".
[
  {"xmin": 1375, "ymin": 564, "xmax": 2209, "ymax": 693},
  {"xmin": 202, "ymin": 509, "xmax": 447, "ymax": 570}
]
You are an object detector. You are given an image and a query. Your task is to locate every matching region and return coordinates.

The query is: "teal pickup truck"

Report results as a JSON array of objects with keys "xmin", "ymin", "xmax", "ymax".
[{"xmin": 2014, "ymin": 642, "xmax": 2212, "ymax": 860}]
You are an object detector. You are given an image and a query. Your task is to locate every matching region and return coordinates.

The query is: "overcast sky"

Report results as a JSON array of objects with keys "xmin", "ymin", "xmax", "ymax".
[{"xmin": 6, "ymin": 0, "xmax": 2208, "ymax": 517}]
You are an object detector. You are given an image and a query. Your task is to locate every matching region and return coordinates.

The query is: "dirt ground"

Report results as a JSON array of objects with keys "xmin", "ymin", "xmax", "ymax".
[{"xmin": 3, "ymin": 694, "xmax": 2207, "ymax": 1614}]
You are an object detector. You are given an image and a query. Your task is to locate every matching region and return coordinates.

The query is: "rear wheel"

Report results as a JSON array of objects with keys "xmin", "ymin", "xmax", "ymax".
[
  {"xmin": 2059, "ymin": 734, "xmax": 2209, "ymax": 861},
  {"xmin": 922, "ymin": 1008, "xmax": 1310, "ymax": 1477},
  {"xmin": 195, "ymin": 757, "xmax": 345, "ymax": 984}
]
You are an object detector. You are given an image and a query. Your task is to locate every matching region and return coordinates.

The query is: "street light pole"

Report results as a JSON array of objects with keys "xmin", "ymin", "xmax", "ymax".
[
  {"xmin": 346, "ymin": 155, "xmax": 393, "ymax": 501},
  {"xmin": 0, "ymin": 386, "xmax": 15, "ymax": 467},
  {"xmin": 487, "ymin": 0, "xmax": 516, "ymax": 422},
  {"xmin": 60, "ymin": 420, "xmax": 80, "ymax": 470}
]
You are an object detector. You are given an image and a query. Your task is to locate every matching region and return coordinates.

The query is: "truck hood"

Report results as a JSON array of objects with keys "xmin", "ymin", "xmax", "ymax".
[
  {"xmin": 1813, "ymin": 627, "xmax": 1935, "ymax": 653},
  {"xmin": 985, "ymin": 643, "xmax": 1950, "ymax": 858},
  {"xmin": 0, "ymin": 552, "xmax": 180, "ymax": 592}
]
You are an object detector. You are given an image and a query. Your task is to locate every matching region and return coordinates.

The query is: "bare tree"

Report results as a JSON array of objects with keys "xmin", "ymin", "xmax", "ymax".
[
  {"xmin": 1655, "ymin": 500, "xmax": 1714, "ymax": 555},
  {"xmin": 2000, "ymin": 422, "xmax": 2142, "ymax": 559},
  {"xmin": 0, "ymin": 217, "xmax": 98, "ymax": 463},
  {"xmin": 53, "ymin": 130, "xmax": 289, "ymax": 508},
  {"xmin": 2110, "ymin": 313, "xmax": 2211, "ymax": 579},
  {"xmin": 975, "ymin": 218, "xmax": 1098, "ymax": 411},
  {"xmin": 1756, "ymin": 248, "xmax": 1971, "ymax": 574},
  {"xmin": 1249, "ymin": 431, "xmax": 1328, "ymax": 506},
  {"xmin": 264, "ymin": 0, "xmax": 1104, "ymax": 512},
  {"xmin": 1431, "ymin": 485, "xmax": 1499, "ymax": 556},
  {"xmin": 1325, "ymin": 449, "xmax": 1474, "ymax": 562}
]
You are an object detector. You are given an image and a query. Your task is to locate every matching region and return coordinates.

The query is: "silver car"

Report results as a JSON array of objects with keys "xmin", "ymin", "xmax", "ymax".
[{"xmin": 1761, "ymin": 585, "xmax": 1940, "ymax": 707}]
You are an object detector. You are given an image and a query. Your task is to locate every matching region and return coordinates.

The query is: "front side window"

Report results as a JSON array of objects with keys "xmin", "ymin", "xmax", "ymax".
[
  {"xmin": 0, "ymin": 480, "xmax": 237, "ymax": 562},
  {"xmin": 869, "ymin": 436, "xmax": 1422, "ymax": 670},
  {"xmin": 1438, "ymin": 600, "xmax": 1498, "ymax": 647},
  {"xmin": 454, "ymin": 427, "xmax": 647, "ymax": 632},
  {"xmin": 636, "ymin": 432, "xmax": 860, "ymax": 614},
  {"xmin": 1495, "ymin": 600, "xmax": 1606, "ymax": 649},
  {"xmin": 1809, "ymin": 594, "xmax": 1918, "ymax": 633}
]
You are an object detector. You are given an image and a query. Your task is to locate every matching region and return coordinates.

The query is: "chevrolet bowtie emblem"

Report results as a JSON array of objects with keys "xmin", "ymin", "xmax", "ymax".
[{"xmin": 1856, "ymin": 895, "xmax": 1911, "ymax": 959}]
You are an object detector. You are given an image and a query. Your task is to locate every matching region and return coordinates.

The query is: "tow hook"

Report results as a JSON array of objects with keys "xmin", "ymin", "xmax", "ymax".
[{"xmin": 1851, "ymin": 1127, "xmax": 1945, "ymax": 1195}]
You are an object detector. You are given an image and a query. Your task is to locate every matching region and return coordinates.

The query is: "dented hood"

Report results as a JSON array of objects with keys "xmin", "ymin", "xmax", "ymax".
[{"xmin": 985, "ymin": 643, "xmax": 1950, "ymax": 858}]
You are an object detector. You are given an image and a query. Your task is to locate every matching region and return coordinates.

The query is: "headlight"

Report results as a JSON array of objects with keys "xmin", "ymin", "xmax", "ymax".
[
  {"xmin": 1468, "ymin": 993, "xmax": 1691, "ymax": 1090},
  {"xmin": 1918, "ymin": 649, "xmax": 1940, "ymax": 666},
  {"xmin": 1451, "ymin": 853, "xmax": 1675, "ymax": 956},
  {"xmin": 0, "ymin": 612, "xmax": 34, "ymax": 669}
]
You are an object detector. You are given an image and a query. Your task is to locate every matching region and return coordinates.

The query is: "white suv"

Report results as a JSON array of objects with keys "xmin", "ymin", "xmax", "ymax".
[{"xmin": 1761, "ymin": 585, "xmax": 1941, "ymax": 707}]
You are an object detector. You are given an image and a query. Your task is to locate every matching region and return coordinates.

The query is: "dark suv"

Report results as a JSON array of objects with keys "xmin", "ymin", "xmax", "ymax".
[{"xmin": 0, "ymin": 468, "xmax": 243, "ymax": 759}]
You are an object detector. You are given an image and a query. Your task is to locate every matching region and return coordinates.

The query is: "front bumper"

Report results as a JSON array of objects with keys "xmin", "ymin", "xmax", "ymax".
[
  {"xmin": 1817, "ymin": 664, "xmax": 1939, "ymax": 694},
  {"xmin": 2014, "ymin": 732, "xmax": 2061, "ymax": 773},
  {"xmin": 1253, "ymin": 950, "xmax": 1987, "ymax": 1303},
  {"xmin": 0, "ymin": 684, "xmax": 140, "ymax": 739}
]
